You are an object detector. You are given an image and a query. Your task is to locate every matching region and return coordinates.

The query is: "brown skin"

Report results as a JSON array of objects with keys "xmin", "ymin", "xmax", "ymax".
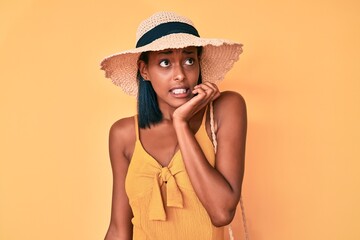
[{"xmin": 104, "ymin": 47, "xmax": 247, "ymax": 240}]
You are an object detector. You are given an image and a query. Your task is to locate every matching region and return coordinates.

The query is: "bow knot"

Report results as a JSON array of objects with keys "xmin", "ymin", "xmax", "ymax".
[
  {"xmin": 160, "ymin": 167, "xmax": 172, "ymax": 183},
  {"xmin": 149, "ymin": 167, "xmax": 183, "ymax": 221}
]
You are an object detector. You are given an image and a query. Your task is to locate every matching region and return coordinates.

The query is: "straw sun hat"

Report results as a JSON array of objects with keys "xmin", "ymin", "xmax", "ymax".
[{"xmin": 100, "ymin": 11, "xmax": 243, "ymax": 96}]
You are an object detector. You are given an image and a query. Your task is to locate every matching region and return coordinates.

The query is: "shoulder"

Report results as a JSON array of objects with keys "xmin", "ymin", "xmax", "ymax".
[
  {"xmin": 110, "ymin": 116, "xmax": 136, "ymax": 138},
  {"xmin": 208, "ymin": 91, "xmax": 247, "ymax": 136},
  {"xmin": 213, "ymin": 91, "xmax": 247, "ymax": 118},
  {"xmin": 109, "ymin": 116, "xmax": 137, "ymax": 161}
]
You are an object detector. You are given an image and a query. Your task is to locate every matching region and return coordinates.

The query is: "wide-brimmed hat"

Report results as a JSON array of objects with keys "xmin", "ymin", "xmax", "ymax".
[{"xmin": 100, "ymin": 11, "xmax": 243, "ymax": 96}]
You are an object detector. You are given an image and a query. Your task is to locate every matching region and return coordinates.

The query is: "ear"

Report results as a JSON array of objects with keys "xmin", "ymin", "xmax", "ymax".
[{"xmin": 138, "ymin": 60, "xmax": 149, "ymax": 81}]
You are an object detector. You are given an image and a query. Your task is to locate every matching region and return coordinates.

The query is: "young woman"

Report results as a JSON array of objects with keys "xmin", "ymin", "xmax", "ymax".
[{"xmin": 100, "ymin": 12, "xmax": 247, "ymax": 240}]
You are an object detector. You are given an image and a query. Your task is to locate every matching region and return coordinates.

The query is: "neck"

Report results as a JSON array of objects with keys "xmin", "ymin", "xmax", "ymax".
[
  {"xmin": 158, "ymin": 104, "xmax": 206, "ymax": 127},
  {"xmin": 157, "ymin": 102, "xmax": 177, "ymax": 121}
]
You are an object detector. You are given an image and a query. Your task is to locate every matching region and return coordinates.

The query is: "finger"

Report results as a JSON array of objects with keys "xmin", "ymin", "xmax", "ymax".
[
  {"xmin": 192, "ymin": 88, "xmax": 213, "ymax": 108},
  {"xmin": 202, "ymin": 84, "xmax": 218, "ymax": 100},
  {"xmin": 202, "ymin": 81, "xmax": 217, "ymax": 88},
  {"xmin": 201, "ymin": 82, "xmax": 219, "ymax": 95},
  {"xmin": 213, "ymin": 91, "xmax": 221, "ymax": 101},
  {"xmin": 196, "ymin": 83, "xmax": 214, "ymax": 95},
  {"xmin": 202, "ymin": 82, "xmax": 220, "ymax": 101},
  {"xmin": 192, "ymin": 90, "xmax": 215, "ymax": 109},
  {"xmin": 194, "ymin": 82, "xmax": 215, "ymax": 89},
  {"xmin": 193, "ymin": 86, "xmax": 207, "ymax": 98},
  {"xmin": 202, "ymin": 81, "xmax": 217, "ymax": 89}
]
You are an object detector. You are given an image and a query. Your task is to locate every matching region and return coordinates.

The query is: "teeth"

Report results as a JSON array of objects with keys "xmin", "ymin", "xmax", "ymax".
[{"xmin": 172, "ymin": 88, "xmax": 187, "ymax": 94}]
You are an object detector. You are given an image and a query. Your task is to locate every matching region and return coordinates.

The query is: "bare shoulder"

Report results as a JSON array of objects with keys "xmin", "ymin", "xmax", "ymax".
[
  {"xmin": 213, "ymin": 91, "xmax": 247, "ymax": 120},
  {"xmin": 110, "ymin": 116, "xmax": 136, "ymax": 139},
  {"xmin": 109, "ymin": 116, "xmax": 137, "ymax": 162}
]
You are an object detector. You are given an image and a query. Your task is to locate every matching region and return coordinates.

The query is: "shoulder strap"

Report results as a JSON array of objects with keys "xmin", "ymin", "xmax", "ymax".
[
  {"xmin": 209, "ymin": 101, "xmax": 250, "ymax": 240},
  {"xmin": 134, "ymin": 115, "xmax": 139, "ymax": 140},
  {"xmin": 210, "ymin": 102, "xmax": 217, "ymax": 152}
]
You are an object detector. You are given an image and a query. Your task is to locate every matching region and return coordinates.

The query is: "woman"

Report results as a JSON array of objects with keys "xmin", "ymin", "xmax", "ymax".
[{"xmin": 100, "ymin": 11, "xmax": 247, "ymax": 240}]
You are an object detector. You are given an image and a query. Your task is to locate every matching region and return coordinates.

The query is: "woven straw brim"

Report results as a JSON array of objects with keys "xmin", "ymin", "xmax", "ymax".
[{"xmin": 100, "ymin": 33, "xmax": 243, "ymax": 96}]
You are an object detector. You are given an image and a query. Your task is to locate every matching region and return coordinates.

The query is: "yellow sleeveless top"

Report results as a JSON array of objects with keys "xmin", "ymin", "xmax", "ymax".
[{"xmin": 125, "ymin": 110, "xmax": 224, "ymax": 240}]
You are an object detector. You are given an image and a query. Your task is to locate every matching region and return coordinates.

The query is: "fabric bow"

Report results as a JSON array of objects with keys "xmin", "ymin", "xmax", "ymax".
[{"xmin": 149, "ymin": 166, "xmax": 183, "ymax": 220}]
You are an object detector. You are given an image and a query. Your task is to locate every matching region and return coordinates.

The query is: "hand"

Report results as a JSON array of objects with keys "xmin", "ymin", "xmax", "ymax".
[{"xmin": 173, "ymin": 81, "xmax": 221, "ymax": 123}]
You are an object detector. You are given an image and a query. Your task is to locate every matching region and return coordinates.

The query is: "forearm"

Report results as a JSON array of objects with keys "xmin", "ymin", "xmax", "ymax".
[{"xmin": 174, "ymin": 120, "xmax": 240, "ymax": 226}]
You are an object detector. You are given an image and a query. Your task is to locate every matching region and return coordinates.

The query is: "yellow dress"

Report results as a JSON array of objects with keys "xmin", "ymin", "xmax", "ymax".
[{"xmin": 125, "ymin": 111, "xmax": 224, "ymax": 240}]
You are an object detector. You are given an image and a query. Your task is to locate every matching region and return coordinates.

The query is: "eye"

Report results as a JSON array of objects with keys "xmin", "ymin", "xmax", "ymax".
[
  {"xmin": 185, "ymin": 58, "xmax": 195, "ymax": 66},
  {"xmin": 159, "ymin": 59, "xmax": 170, "ymax": 67}
]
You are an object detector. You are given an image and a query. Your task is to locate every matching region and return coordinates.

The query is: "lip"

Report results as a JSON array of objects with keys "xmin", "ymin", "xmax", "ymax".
[{"xmin": 169, "ymin": 87, "xmax": 191, "ymax": 98}]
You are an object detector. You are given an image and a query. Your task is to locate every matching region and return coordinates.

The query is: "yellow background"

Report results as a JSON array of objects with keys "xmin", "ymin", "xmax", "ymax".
[{"xmin": 1, "ymin": 0, "xmax": 359, "ymax": 239}]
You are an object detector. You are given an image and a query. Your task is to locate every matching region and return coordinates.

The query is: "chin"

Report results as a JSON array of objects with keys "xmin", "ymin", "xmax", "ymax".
[{"xmin": 170, "ymin": 98, "xmax": 190, "ymax": 108}]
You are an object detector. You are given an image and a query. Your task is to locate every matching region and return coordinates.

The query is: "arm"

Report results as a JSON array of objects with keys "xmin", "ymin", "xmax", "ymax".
[
  {"xmin": 104, "ymin": 118, "xmax": 135, "ymax": 240},
  {"xmin": 173, "ymin": 89, "xmax": 247, "ymax": 227}
]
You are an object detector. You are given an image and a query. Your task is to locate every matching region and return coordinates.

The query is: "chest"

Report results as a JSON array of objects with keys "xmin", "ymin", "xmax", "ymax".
[{"xmin": 140, "ymin": 128, "xmax": 179, "ymax": 167}]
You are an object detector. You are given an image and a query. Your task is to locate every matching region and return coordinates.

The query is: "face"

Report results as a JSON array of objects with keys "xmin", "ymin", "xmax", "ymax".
[{"xmin": 138, "ymin": 46, "xmax": 200, "ymax": 110}]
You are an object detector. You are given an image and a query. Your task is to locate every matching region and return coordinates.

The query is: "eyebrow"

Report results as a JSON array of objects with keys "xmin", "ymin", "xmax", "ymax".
[
  {"xmin": 182, "ymin": 49, "xmax": 195, "ymax": 54},
  {"xmin": 157, "ymin": 50, "xmax": 173, "ymax": 55}
]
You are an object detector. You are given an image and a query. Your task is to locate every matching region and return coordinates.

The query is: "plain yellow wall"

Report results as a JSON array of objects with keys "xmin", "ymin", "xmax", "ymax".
[{"xmin": 1, "ymin": 0, "xmax": 359, "ymax": 239}]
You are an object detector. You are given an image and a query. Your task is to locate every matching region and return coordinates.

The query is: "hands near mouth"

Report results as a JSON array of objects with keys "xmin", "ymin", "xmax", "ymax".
[{"xmin": 172, "ymin": 81, "xmax": 221, "ymax": 123}]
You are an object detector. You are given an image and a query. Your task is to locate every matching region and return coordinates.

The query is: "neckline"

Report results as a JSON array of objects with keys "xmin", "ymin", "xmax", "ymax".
[{"xmin": 134, "ymin": 105, "xmax": 208, "ymax": 168}]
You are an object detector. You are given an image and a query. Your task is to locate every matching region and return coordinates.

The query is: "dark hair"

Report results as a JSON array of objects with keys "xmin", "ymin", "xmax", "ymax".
[{"xmin": 137, "ymin": 47, "xmax": 203, "ymax": 129}]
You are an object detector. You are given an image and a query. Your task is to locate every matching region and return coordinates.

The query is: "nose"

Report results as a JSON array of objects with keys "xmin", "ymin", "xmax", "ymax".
[{"xmin": 173, "ymin": 64, "xmax": 185, "ymax": 81}]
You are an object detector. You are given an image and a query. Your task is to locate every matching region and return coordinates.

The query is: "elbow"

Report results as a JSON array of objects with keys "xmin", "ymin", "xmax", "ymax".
[{"xmin": 209, "ymin": 209, "xmax": 236, "ymax": 227}]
